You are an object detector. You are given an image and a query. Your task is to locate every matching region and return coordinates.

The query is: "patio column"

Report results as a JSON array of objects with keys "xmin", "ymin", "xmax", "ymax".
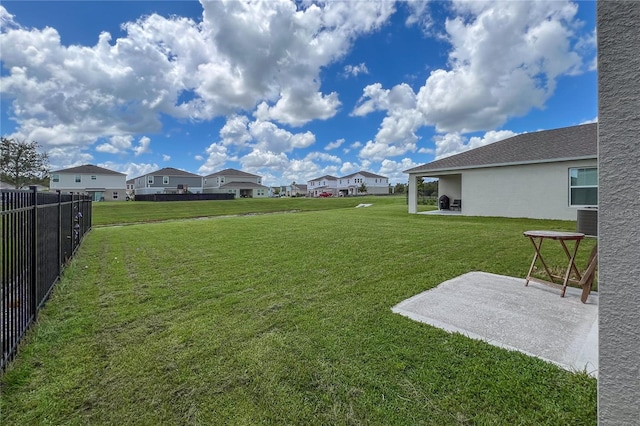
[{"xmin": 408, "ymin": 174, "xmax": 418, "ymax": 214}]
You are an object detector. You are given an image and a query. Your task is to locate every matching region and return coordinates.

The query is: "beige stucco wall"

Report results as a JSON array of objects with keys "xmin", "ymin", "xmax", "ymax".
[{"xmin": 460, "ymin": 159, "xmax": 597, "ymax": 220}]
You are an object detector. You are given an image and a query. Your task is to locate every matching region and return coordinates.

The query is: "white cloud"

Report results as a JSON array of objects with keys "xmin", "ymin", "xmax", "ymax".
[
  {"xmin": 434, "ymin": 129, "xmax": 518, "ymax": 159},
  {"xmin": 48, "ymin": 147, "xmax": 93, "ymax": 171},
  {"xmin": 344, "ymin": 63, "xmax": 369, "ymax": 77},
  {"xmin": 220, "ymin": 115, "xmax": 251, "ymax": 146},
  {"xmin": 305, "ymin": 152, "xmax": 341, "ymax": 163},
  {"xmin": 134, "ymin": 136, "xmax": 151, "ymax": 156},
  {"xmin": 162, "ymin": 154, "xmax": 171, "ymax": 161},
  {"xmin": 240, "ymin": 149, "xmax": 289, "ymax": 171},
  {"xmin": 254, "ymin": 89, "xmax": 341, "ymax": 127},
  {"xmin": 0, "ymin": 1, "xmax": 394, "ymax": 151},
  {"xmin": 249, "ymin": 120, "xmax": 315, "ymax": 153},
  {"xmin": 194, "ymin": 155, "xmax": 204, "ymax": 161},
  {"xmin": 416, "ymin": 0, "xmax": 585, "ymax": 133},
  {"xmin": 352, "ymin": 83, "xmax": 424, "ymax": 159},
  {"xmin": 380, "ymin": 158, "xmax": 421, "ymax": 184},
  {"xmin": 198, "ymin": 143, "xmax": 229, "ymax": 175},
  {"xmin": 98, "ymin": 161, "xmax": 159, "ymax": 180},
  {"xmin": 325, "ymin": 138, "xmax": 345, "ymax": 151},
  {"xmin": 403, "ymin": 0, "xmax": 434, "ymax": 34},
  {"xmin": 359, "ymin": 139, "xmax": 415, "ymax": 161},
  {"xmin": 95, "ymin": 135, "xmax": 134, "ymax": 154}
]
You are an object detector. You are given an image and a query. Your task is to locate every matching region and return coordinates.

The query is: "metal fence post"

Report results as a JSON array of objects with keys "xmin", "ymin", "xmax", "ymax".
[
  {"xmin": 30, "ymin": 186, "xmax": 38, "ymax": 322},
  {"xmin": 57, "ymin": 190, "xmax": 62, "ymax": 276}
]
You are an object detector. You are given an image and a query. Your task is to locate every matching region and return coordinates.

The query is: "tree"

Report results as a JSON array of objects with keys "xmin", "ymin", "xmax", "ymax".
[
  {"xmin": 358, "ymin": 183, "xmax": 367, "ymax": 195},
  {"xmin": 0, "ymin": 137, "xmax": 50, "ymax": 189},
  {"xmin": 394, "ymin": 183, "xmax": 406, "ymax": 194}
]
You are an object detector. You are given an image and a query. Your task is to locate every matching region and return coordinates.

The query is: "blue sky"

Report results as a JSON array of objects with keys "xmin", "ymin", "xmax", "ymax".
[{"xmin": 0, "ymin": 1, "xmax": 597, "ymax": 185}]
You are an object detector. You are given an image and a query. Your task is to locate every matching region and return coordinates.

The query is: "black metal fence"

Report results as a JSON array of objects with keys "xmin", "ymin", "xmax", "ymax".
[
  {"xmin": 134, "ymin": 193, "xmax": 235, "ymax": 202},
  {"xmin": 1, "ymin": 187, "xmax": 92, "ymax": 371}
]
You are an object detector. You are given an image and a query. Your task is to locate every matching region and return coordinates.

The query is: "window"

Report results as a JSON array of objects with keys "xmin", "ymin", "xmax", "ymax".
[
  {"xmin": 113, "ymin": 192, "xmax": 118, "ymax": 199},
  {"xmin": 52, "ymin": 174, "xmax": 60, "ymax": 183},
  {"xmin": 569, "ymin": 167, "xmax": 598, "ymax": 207},
  {"xmin": 148, "ymin": 176, "xmax": 154, "ymax": 184},
  {"xmin": 163, "ymin": 176, "xmax": 169, "ymax": 184},
  {"xmin": 75, "ymin": 175, "xmax": 81, "ymax": 183},
  {"xmin": 91, "ymin": 175, "xmax": 97, "ymax": 180}
]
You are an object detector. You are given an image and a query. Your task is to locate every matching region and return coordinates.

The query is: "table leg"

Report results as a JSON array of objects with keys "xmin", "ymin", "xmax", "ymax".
[
  {"xmin": 579, "ymin": 244, "xmax": 598, "ymax": 303},
  {"xmin": 525, "ymin": 237, "xmax": 554, "ymax": 286},
  {"xmin": 560, "ymin": 239, "xmax": 582, "ymax": 297}
]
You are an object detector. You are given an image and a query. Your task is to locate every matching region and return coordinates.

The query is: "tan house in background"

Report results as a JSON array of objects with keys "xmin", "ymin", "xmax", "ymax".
[{"xmin": 203, "ymin": 168, "xmax": 268, "ymax": 198}]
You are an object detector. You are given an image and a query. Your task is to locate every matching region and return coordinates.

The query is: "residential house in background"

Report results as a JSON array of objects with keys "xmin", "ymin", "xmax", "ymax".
[
  {"xmin": 203, "ymin": 168, "xmax": 268, "ymax": 198},
  {"xmin": 291, "ymin": 183, "xmax": 307, "ymax": 196},
  {"xmin": 307, "ymin": 175, "xmax": 338, "ymax": 197},
  {"xmin": 404, "ymin": 123, "xmax": 598, "ymax": 220},
  {"xmin": 307, "ymin": 172, "xmax": 389, "ymax": 197},
  {"xmin": 337, "ymin": 171, "xmax": 389, "ymax": 196},
  {"xmin": 49, "ymin": 164, "xmax": 126, "ymax": 201},
  {"xmin": 126, "ymin": 178, "xmax": 135, "ymax": 198},
  {"xmin": 277, "ymin": 182, "xmax": 308, "ymax": 197},
  {"xmin": 132, "ymin": 167, "xmax": 203, "ymax": 195}
]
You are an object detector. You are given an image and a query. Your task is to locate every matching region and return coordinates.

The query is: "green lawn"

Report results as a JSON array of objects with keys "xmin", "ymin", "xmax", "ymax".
[
  {"xmin": 91, "ymin": 195, "xmax": 415, "ymax": 226},
  {"xmin": 1, "ymin": 198, "xmax": 597, "ymax": 424}
]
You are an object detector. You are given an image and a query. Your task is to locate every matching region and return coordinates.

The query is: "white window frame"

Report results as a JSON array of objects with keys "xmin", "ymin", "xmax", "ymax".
[
  {"xmin": 569, "ymin": 167, "xmax": 598, "ymax": 207},
  {"xmin": 163, "ymin": 176, "xmax": 169, "ymax": 185},
  {"xmin": 52, "ymin": 174, "xmax": 60, "ymax": 183},
  {"xmin": 75, "ymin": 175, "xmax": 81, "ymax": 183},
  {"xmin": 91, "ymin": 175, "xmax": 97, "ymax": 181},
  {"xmin": 148, "ymin": 175, "xmax": 154, "ymax": 184}
]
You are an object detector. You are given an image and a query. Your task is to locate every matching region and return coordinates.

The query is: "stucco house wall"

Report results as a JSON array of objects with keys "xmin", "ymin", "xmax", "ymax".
[
  {"xmin": 437, "ymin": 174, "xmax": 462, "ymax": 202},
  {"xmin": 458, "ymin": 159, "xmax": 597, "ymax": 220}
]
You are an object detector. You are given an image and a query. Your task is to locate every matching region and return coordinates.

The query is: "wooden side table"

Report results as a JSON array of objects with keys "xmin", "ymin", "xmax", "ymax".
[{"xmin": 523, "ymin": 230, "xmax": 585, "ymax": 298}]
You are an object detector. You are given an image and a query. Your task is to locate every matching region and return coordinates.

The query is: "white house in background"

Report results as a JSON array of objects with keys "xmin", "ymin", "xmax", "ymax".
[
  {"xmin": 404, "ymin": 123, "xmax": 598, "ymax": 220},
  {"xmin": 307, "ymin": 175, "xmax": 338, "ymax": 197},
  {"xmin": 132, "ymin": 167, "xmax": 203, "ymax": 195},
  {"xmin": 126, "ymin": 178, "xmax": 135, "ymax": 198},
  {"xmin": 203, "ymin": 168, "xmax": 268, "ymax": 198},
  {"xmin": 50, "ymin": 164, "xmax": 126, "ymax": 201},
  {"xmin": 337, "ymin": 171, "xmax": 389, "ymax": 196}
]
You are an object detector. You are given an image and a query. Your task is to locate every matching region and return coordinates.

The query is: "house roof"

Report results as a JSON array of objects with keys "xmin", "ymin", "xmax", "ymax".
[
  {"xmin": 132, "ymin": 167, "xmax": 201, "ymax": 180},
  {"xmin": 341, "ymin": 170, "xmax": 387, "ymax": 179},
  {"xmin": 309, "ymin": 175, "xmax": 338, "ymax": 182},
  {"xmin": 405, "ymin": 123, "xmax": 597, "ymax": 174},
  {"xmin": 205, "ymin": 168, "xmax": 260, "ymax": 178},
  {"xmin": 220, "ymin": 182, "xmax": 267, "ymax": 189},
  {"xmin": 51, "ymin": 164, "xmax": 125, "ymax": 176}
]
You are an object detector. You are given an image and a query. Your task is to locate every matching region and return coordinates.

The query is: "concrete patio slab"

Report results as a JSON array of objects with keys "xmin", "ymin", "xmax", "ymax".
[{"xmin": 392, "ymin": 271, "xmax": 598, "ymax": 377}]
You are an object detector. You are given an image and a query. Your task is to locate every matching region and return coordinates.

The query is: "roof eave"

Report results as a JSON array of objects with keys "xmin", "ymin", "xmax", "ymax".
[{"xmin": 404, "ymin": 155, "xmax": 597, "ymax": 175}]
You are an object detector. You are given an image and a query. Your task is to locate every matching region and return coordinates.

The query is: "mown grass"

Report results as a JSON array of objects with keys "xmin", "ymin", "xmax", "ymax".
[
  {"xmin": 1, "ymin": 199, "xmax": 597, "ymax": 424},
  {"xmin": 91, "ymin": 195, "xmax": 415, "ymax": 226}
]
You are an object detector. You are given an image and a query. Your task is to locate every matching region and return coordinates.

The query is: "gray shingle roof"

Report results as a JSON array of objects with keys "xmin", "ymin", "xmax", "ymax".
[
  {"xmin": 205, "ymin": 168, "xmax": 260, "ymax": 178},
  {"xmin": 142, "ymin": 167, "xmax": 201, "ymax": 178},
  {"xmin": 309, "ymin": 175, "xmax": 338, "ymax": 182},
  {"xmin": 341, "ymin": 170, "xmax": 387, "ymax": 179},
  {"xmin": 405, "ymin": 123, "xmax": 597, "ymax": 174},
  {"xmin": 51, "ymin": 164, "xmax": 125, "ymax": 175}
]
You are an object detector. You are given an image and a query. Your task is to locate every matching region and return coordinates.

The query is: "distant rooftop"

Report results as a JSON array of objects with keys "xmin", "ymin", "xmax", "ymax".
[{"xmin": 51, "ymin": 164, "xmax": 125, "ymax": 175}]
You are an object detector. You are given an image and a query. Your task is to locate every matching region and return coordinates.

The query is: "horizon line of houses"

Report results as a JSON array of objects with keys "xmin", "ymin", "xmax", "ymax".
[{"xmin": 44, "ymin": 166, "xmax": 390, "ymax": 201}]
